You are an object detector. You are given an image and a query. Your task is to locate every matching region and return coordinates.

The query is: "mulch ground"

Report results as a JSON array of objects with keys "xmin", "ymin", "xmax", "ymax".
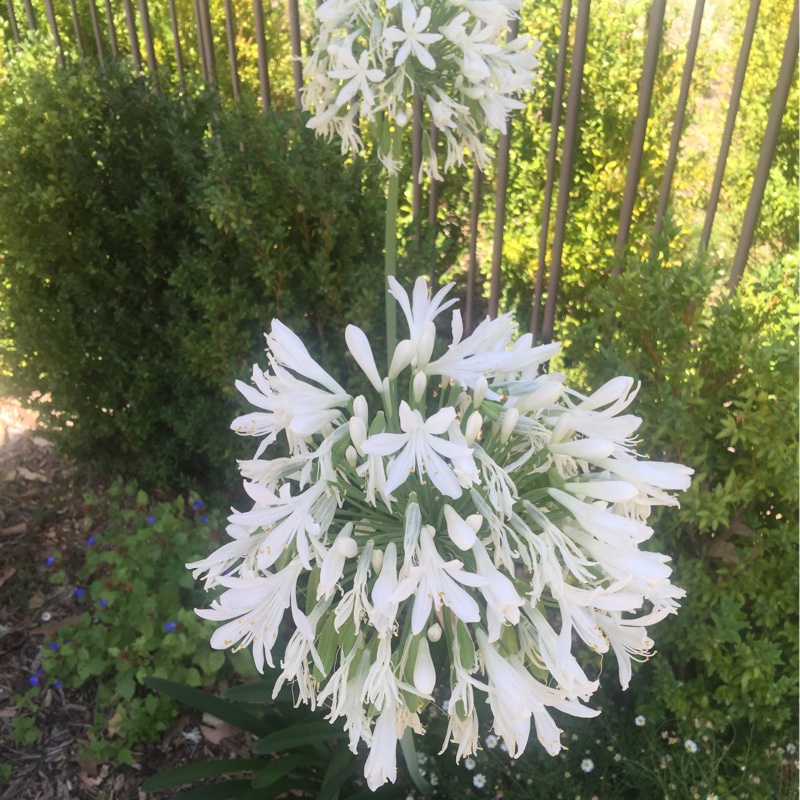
[{"xmin": 0, "ymin": 401, "xmax": 248, "ymax": 800}]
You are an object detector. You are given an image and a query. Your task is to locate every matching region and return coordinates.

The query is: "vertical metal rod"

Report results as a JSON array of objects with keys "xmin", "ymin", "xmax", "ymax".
[
  {"xmin": 253, "ymin": 0, "xmax": 272, "ymax": 109},
  {"xmin": 167, "ymin": 0, "xmax": 185, "ymax": 88},
  {"xmin": 427, "ymin": 123, "xmax": 438, "ymax": 285},
  {"xmin": 42, "ymin": 0, "xmax": 64, "ymax": 66},
  {"xmin": 654, "ymin": 0, "xmax": 705, "ymax": 236},
  {"xmin": 700, "ymin": 0, "xmax": 760, "ymax": 250},
  {"xmin": 465, "ymin": 164, "xmax": 482, "ymax": 333},
  {"xmin": 223, "ymin": 0, "xmax": 240, "ymax": 100},
  {"xmin": 88, "ymin": 0, "xmax": 106, "ymax": 67},
  {"xmin": 288, "ymin": 0, "xmax": 303, "ymax": 109},
  {"xmin": 22, "ymin": 0, "xmax": 36, "ymax": 30},
  {"xmin": 104, "ymin": 0, "xmax": 119, "ymax": 58},
  {"xmin": 487, "ymin": 20, "xmax": 521, "ymax": 318},
  {"xmin": 611, "ymin": 0, "xmax": 667, "ymax": 274},
  {"xmin": 542, "ymin": 0, "xmax": 590, "ymax": 344},
  {"xmin": 198, "ymin": 0, "xmax": 216, "ymax": 85},
  {"xmin": 121, "ymin": 0, "xmax": 142, "ymax": 70},
  {"xmin": 411, "ymin": 92, "xmax": 423, "ymax": 250},
  {"xmin": 6, "ymin": 0, "xmax": 21, "ymax": 42},
  {"xmin": 531, "ymin": 0, "xmax": 572, "ymax": 343},
  {"xmin": 137, "ymin": 0, "xmax": 159, "ymax": 88},
  {"xmin": 192, "ymin": 0, "xmax": 208, "ymax": 82},
  {"xmin": 729, "ymin": 0, "xmax": 798, "ymax": 293},
  {"xmin": 68, "ymin": 0, "xmax": 84, "ymax": 56}
]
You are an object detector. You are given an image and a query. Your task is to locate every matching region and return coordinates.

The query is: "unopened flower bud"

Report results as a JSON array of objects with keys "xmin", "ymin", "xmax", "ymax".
[
  {"xmin": 417, "ymin": 323, "xmax": 436, "ymax": 371},
  {"xmin": 371, "ymin": 547, "xmax": 384, "ymax": 573},
  {"xmin": 413, "ymin": 638, "xmax": 436, "ymax": 695},
  {"xmin": 395, "ymin": 107, "xmax": 409, "ymax": 126},
  {"xmin": 337, "ymin": 536, "xmax": 358, "ymax": 559},
  {"xmin": 353, "ymin": 395, "xmax": 368, "ymax": 424},
  {"xmin": 388, "ymin": 339, "xmax": 416, "ymax": 379},
  {"xmin": 465, "ymin": 514, "xmax": 483, "ymax": 533},
  {"xmin": 473, "ymin": 375, "xmax": 488, "ymax": 408},
  {"xmin": 500, "ymin": 408, "xmax": 520, "ymax": 443},
  {"xmin": 427, "ymin": 623, "xmax": 442, "ymax": 643},
  {"xmin": 413, "ymin": 371, "xmax": 427, "ymax": 403},
  {"xmin": 345, "ymin": 446, "xmax": 358, "ymax": 467},
  {"xmin": 349, "ymin": 416, "xmax": 367, "ymax": 453},
  {"xmin": 443, "ymin": 504, "xmax": 477, "ymax": 550},
  {"xmin": 465, "ymin": 410, "xmax": 483, "ymax": 445}
]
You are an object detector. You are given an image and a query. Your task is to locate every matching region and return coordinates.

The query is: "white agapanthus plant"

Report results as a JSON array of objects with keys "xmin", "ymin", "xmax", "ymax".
[
  {"xmin": 303, "ymin": 0, "xmax": 539, "ymax": 177},
  {"xmin": 189, "ymin": 277, "xmax": 692, "ymax": 791}
]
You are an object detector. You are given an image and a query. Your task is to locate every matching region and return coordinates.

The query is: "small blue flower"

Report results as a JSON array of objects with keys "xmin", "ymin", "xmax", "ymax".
[
  {"xmin": 53, "ymin": 679, "xmax": 63, "ymax": 689},
  {"xmin": 36, "ymin": 667, "xmax": 45, "ymax": 676},
  {"xmin": 192, "ymin": 499, "xmax": 205, "ymax": 510},
  {"xmin": 45, "ymin": 556, "xmax": 55, "ymax": 567},
  {"xmin": 87, "ymin": 536, "xmax": 96, "ymax": 547},
  {"xmin": 200, "ymin": 514, "xmax": 209, "ymax": 524},
  {"xmin": 147, "ymin": 515, "xmax": 156, "ymax": 525},
  {"xmin": 28, "ymin": 676, "xmax": 39, "ymax": 687},
  {"xmin": 163, "ymin": 620, "xmax": 177, "ymax": 633},
  {"xmin": 73, "ymin": 587, "xmax": 85, "ymax": 598},
  {"xmin": 49, "ymin": 642, "xmax": 60, "ymax": 651},
  {"xmin": 98, "ymin": 599, "xmax": 109, "ymax": 609}
]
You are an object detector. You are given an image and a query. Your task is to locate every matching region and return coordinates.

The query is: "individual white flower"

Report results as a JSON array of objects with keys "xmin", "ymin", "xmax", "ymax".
[
  {"xmin": 383, "ymin": 2, "xmax": 442, "ymax": 70},
  {"xmin": 485, "ymin": 733, "xmax": 498, "ymax": 748},
  {"xmin": 473, "ymin": 772, "xmax": 487, "ymax": 788},
  {"xmin": 685, "ymin": 739, "xmax": 698, "ymax": 753},
  {"xmin": 364, "ymin": 700, "xmax": 400, "ymax": 790},
  {"xmin": 362, "ymin": 401, "xmax": 475, "ymax": 498},
  {"xmin": 392, "ymin": 526, "xmax": 487, "ymax": 633},
  {"xmin": 463, "ymin": 756, "xmax": 476, "ymax": 771},
  {"xmin": 635, "ymin": 714, "xmax": 646, "ymax": 727},
  {"xmin": 581, "ymin": 758, "xmax": 594, "ymax": 773}
]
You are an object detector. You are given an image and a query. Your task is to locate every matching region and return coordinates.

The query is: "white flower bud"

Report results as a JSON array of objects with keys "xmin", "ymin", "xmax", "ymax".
[
  {"xmin": 473, "ymin": 375, "xmax": 488, "ymax": 408},
  {"xmin": 346, "ymin": 446, "xmax": 358, "ymax": 467},
  {"xmin": 417, "ymin": 323, "xmax": 436, "ymax": 371},
  {"xmin": 443, "ymin": 504, "xmax": 477, "ymax": 550},
  {"xmin": 337, "ymin": 536, "xmax": 358, "ymax": 558},
  {"xmin": 500, "ymin": 408, "xmax": 520, "ymax": 443},
  {"xmin": 353, "ymin": 395, "xmax": 368, "ymax": 424},
  {"xmin": 388, "ymin": 339, "xmax": 416, "ymax": 379},
  {"xmin": 349, "ymin": 416, "xmax": 367, "ymax": 453},
  {"xmin": 465, "ymin": 410, "xmax": 483, "ymax": 445},
  {"xmin": 395, "ymin": 106, "xmax": 409, "ymax": 126},
  {"xmin": 412, "ymin": 371, "xmax": 427, "ymax": 403},
  {"xmin": 371, "ymin": 547, "xmax": 384, "ymax": 573},
  {"xmin": 466, "ymin": 514, "xmax": 483, "ymax": 532},
  {"xmin": 427, "ymin": 623, "xmax": 442, "ymax": 643},
  {"xmin": 413, "ymin": 638, "xmax": 436, "ymax": 696}
]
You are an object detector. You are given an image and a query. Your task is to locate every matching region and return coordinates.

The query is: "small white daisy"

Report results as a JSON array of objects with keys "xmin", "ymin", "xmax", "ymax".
[
  {"xmin": 684, "ymin": 739, "xmax": 698, "ymax": 754},
  {"xmin": 464, "ymin": 756, "xmax": 477, "ymax": 771},
  {"xmin": 787, "ymin": 743, "xmax": 797, "ymax": 755},
  {"xmin": 499, "ymin": 741, "xmax": 508, "ymax": 753},
  {"xmin": 707, "ymin": 794, "xmax": 719, "ymax": 800},
  {"xmin": 416, "ymin": 752, "xmax": 428, "ymax": 765},
  {"xmin": 581, "ymin": 758, "xmax": 594, "ymax": 773},
  {"xmin": 430, "ymin": 774, "xmax": 439, "ymax": 786},
  {"xmin": 441, "ymin": 700, "xmax": 450, "ymax": 713},
  {"xmin": 634, "ymin": 715, "xmax": 646, "ymax": 727},
  {"xmin": 614, "ymin": 753, "xmax": 622, "ymax": 762},
  {"xmin": 473, "ymin": 773, "xmax": 487, "ymax": 788},
  {"xmin": 485, "ymin": 734, "xmax": 498, "ymax": 749}
]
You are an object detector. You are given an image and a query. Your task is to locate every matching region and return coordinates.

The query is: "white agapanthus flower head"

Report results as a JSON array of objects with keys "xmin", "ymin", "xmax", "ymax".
[
  {"xmin": 303, "ymin": 0, "xmax": 540, "ymax": 177},
  {"xmin": 190, "ymin": 276, "xmax": 692, "ymax": 791}
]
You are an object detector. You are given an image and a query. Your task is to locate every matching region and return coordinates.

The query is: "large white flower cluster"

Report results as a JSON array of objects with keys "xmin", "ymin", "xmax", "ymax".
[
  {"xmin": 189, "ymin": 278, "xmax": 691, "ymax": 791},
  {"xmin": 302, "ymin": 0, "xmax": 539, "ymax": 176}
]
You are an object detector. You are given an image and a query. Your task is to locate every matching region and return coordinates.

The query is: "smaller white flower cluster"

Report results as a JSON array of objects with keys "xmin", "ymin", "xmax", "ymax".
[
  {"xmin": 303, "ymin": 0, "xmax": 539, "ymax": 176},
  {"xmin": 189, "ymin": 277, "xmax": 692, "ymax": 791}
]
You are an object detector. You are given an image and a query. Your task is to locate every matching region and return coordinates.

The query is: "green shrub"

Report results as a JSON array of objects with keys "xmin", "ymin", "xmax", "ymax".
[
  {"xmin": 0, "ymin": 49, "xmax": 383, "ymax": 489},
  {"xmin": 561, "ymin": 234, "xmax": 799, "ymax": 791}
]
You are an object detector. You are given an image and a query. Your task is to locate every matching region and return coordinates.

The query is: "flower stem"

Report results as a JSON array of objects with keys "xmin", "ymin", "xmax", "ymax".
[
  {"xmin": 400, "ymin": 727, "xmax": 432, "ymax": 797},
  {"xmin": 384, "ymin": 126, "xmax": 404, "ymax": 366}
]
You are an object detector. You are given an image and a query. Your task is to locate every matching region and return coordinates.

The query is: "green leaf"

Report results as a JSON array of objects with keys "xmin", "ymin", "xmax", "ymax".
[
  {"xmin": 252, "ymin": 721, "xmax": 347, "ymax": 755},
  {"xmin": 170, "ymin": 779, "xmax": 253, "ymax": 799},
  {"xmin": 318, "ymin": 745, "xmax": 358, "ymax": 800},
  {"xmin": 141, "ymin": 760, "xmax": 266, "ymax": 791},
  {"xmin": 251, "ymin": 753, "xmax": 310, "ymax": 788},
  {"xmin": 142, "ymin": 678, "xmax": 270, "ymax": 736}
]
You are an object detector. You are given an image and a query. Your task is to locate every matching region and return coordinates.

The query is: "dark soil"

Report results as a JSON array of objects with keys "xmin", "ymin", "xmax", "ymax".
[{"xmin": 0, "ymin": 402, "xmax": 248, "ymax": 800}]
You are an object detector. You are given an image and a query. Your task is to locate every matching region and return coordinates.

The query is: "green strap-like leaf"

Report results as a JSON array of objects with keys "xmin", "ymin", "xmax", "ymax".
[
  {"xmin": 141, "ymin": 759, "xmax": 266, "ymax": 791},
  {"xmin": 171, "ymin": 779, "xmax": 253, "ymax": 800},
  {"xmin": 317, "ymin": 745, "xmax": 358, "ymax": 800},
  {"xmin": 251, "ymin": 753, "xmax": 311, "ymax": 789},
  {"xmin": 142, "ymin": 678, "xmax": 270, "ymax": 736},
  {"xmin": 252, "ymin": 721, "xmax": 347, "ymax": 754}
]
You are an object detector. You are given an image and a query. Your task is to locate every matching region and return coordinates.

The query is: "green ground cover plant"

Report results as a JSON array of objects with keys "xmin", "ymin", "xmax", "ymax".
[{"xmin": 33, "ymin": 479, "xmax": 235, "ymax": 763}]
